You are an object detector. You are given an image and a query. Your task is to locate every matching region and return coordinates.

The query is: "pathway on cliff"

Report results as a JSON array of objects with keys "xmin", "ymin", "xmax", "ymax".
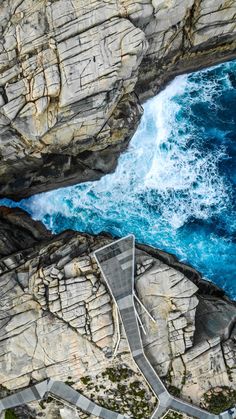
[
  {"xmin": 0, "ymin": 235, "xmax": 234, "ymax": 419},
  {"xmin": 0, "ymin": 379, "xmax": 128, "ymax": 419},
  {"xmin": 94, "ymin": 235, "xmax": 231, "ymax": 419}
]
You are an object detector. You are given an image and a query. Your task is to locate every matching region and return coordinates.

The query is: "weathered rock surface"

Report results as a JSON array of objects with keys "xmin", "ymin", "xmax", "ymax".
[
  {"xmin": 135, "ymin": 249, "xmax": 236, "ymax": 403},
  {"xmin": 0, "ymin": 207, "xmax": 235, "ymax": 413},
  {"xmin": 0, "ymin": 0, "xmax": 236, "ymax": 199},
  {"xmin": 0, "ymin": 206, "xmax": 51, "ymax": 256}
]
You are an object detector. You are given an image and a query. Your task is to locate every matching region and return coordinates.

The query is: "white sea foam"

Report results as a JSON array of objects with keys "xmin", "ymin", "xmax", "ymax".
[
  {"xmin": 136, "ymin": 74, "xmax": 230, "ymax": 228},
  {"xmin": 19, "ymin": 67, "xmax": 231, "ymax": 233},
  {"xmin": 1, "ymin": 60, "xmax": 235, "ymax": 296}
]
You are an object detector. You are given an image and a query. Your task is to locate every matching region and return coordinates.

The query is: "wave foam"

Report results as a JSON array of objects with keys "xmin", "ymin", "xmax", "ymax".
[{"xmin": 1, "ymin": 59, "xmax": 235, "ymax": 297}]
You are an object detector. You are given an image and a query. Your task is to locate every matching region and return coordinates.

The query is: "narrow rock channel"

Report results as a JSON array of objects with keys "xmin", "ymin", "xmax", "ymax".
[{"xmin": 0, "ymin": 1, "xmax": 235, "ymax": 418}]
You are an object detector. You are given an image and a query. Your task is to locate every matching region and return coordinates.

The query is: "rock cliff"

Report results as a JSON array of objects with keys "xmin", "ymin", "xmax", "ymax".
[
  {"xmin": 0, "ymin": 207, "xmax": 235, "ymax": 418},
  {"xmin": 0, "ymin": 0, "xmax": 236, "ymax": 199},
  {"xmin": 0, "ymin": 1, "xmax": 236, "ymax": 417}
]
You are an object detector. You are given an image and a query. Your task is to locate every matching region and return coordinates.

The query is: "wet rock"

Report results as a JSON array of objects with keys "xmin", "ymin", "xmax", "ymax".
[
  {"xmin": 0, "ymin": 208, "xmax": 235, "ymax": 409},
  {"xmin": 0, "ymin": 1, "xmax": 236, "ymax": 199}
]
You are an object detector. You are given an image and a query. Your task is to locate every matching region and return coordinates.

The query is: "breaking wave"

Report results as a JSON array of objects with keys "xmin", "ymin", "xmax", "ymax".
[{"xmin": 2, "ymin": 60, "xmax": 236, "ymax": 297}]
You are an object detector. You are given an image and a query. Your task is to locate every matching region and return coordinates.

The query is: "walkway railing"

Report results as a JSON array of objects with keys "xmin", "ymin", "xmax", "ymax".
[
  {"xmin": 94, "ymin": 235, "xmax": 228, "ymax": 419},
  {"xmin": 0, "ymin": 235, "xmax": 233, "ymax": 419},
  {"xmin": 0, "ymin": 379, "xmax": 128, "ymax": 419}
]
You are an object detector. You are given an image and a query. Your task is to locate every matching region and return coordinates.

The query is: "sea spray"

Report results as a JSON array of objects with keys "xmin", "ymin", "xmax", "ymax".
[{"xmin": 2, "ymin": 60, "xmax": 236, "ymax": 297}]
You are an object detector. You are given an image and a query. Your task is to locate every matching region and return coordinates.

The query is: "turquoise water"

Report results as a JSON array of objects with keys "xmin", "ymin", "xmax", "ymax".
[{"xmin": 2, "ymin": 60, "xmax": 236, "ymax": 297}]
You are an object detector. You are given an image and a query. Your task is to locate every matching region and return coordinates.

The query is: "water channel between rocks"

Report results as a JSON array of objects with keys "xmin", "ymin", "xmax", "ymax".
[{"xmin": 2, "ymin": 60, "xmax": 236, "ymax": 298}]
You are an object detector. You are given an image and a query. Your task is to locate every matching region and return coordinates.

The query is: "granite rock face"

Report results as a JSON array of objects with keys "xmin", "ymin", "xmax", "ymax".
[
  {"xmin": 135, "ymin": 249, "xmax": 236, "ymax": 404},
  {"xmin": 0, "ymin": 0, "xmax": 236, "ymax": 199},
  {"xmin": 0, "ymin": 208, "xmax": 235, "ymax": 410},
  {"xmin": 0, "ymin": 206, "xmax": 51, "ymax": 256}
]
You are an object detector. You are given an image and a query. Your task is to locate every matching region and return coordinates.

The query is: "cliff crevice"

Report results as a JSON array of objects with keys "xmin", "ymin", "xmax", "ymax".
[{"xmin": 0, "ymin": 0, "xmax": 236, "ymax": 199}]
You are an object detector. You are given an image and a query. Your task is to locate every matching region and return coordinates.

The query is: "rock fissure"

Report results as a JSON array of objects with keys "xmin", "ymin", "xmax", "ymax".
[
  {"xmin": 0, "ymin": 2, "xmax": 235, "ymax": 417},
  {"xmin": 0, "ymin": 208, "xmax": 234, "ymax": 416},
  {"xmin": 0, "ymin": 0, "xmax": 235, "ymax": 198}
]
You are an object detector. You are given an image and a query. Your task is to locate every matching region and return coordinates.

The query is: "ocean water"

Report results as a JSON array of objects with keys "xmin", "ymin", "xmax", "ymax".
[{"xmin": 2, "ymin": 60, "xmax": 236, "ymax": 298}]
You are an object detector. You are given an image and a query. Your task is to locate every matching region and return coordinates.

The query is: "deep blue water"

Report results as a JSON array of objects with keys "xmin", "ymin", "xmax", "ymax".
[{"xmin": 1, "ymin": 60, "xmax": 236, "ymax": 298}]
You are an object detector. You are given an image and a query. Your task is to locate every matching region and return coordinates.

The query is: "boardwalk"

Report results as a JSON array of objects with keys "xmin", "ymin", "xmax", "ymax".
[
  {"xmin": 94, "ymin": 235, "xmax": 231, "ymax": 419},
  {"xmin": 0, "ymin": 235, "xmax": 234, "ymax": 419},
  {"xmin": 0, "ymin": 379, "xmax": 128, "ymax": 419}
]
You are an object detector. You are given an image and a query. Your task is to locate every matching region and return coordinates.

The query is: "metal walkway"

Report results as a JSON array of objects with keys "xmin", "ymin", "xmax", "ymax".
[
  {"xmin": 94, "ymin": 235, "xmax": 226, "ymax": 419},
  {"xmin": 0, "ymin": 235, "xmax": 233, "ymax": 419},
  {"xmin": 0, "ymin": 379, "xmax": 128, "ymax": 419}
]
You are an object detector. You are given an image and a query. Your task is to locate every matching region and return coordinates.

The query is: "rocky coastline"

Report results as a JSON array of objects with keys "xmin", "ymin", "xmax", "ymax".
[
  {"xmin": 0, "ymin": 0, "xmax": 236, "ymax": 198},
  {"xmin": 0, "ymin": 0, "xmax": 236, "ymax": 417},
  {"xmin": 0, "ymin": 206, "xmax": 235, "ymax": 418}
]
